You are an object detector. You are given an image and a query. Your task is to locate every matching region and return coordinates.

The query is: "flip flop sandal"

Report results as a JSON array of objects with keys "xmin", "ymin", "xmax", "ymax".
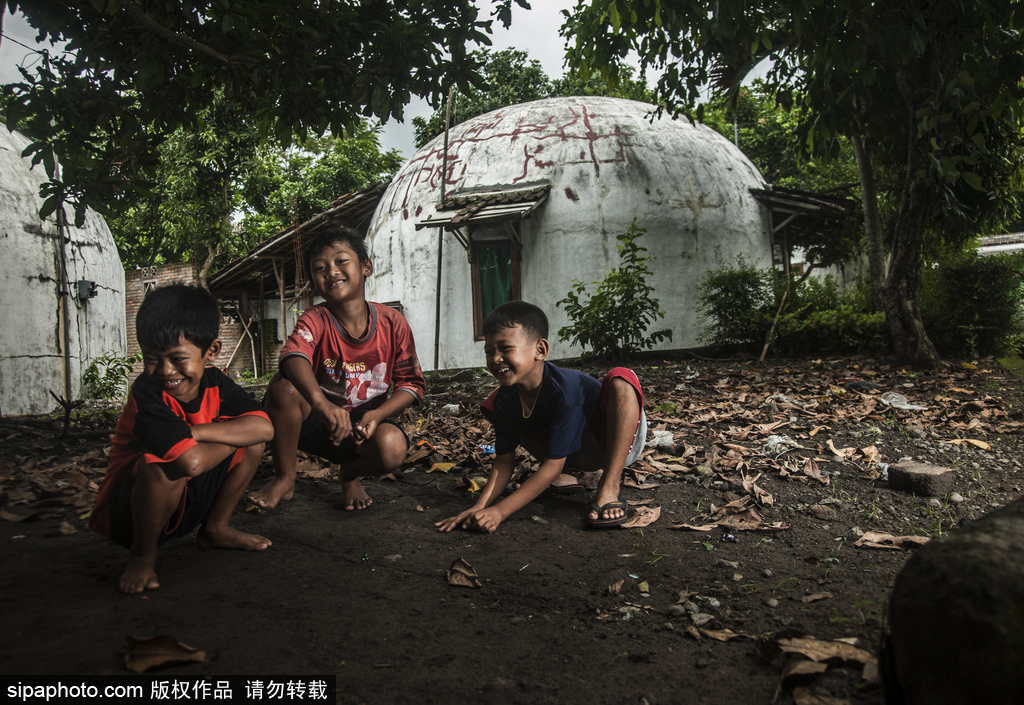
[{"xmin": 587, "ymin": 500, "xmax": 630, "ymax": 528}]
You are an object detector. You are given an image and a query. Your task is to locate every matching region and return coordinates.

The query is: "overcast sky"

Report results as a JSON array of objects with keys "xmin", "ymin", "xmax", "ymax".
[{"xmin": 0, "ymin": 1, "xmax": 582, "ymax": 159}]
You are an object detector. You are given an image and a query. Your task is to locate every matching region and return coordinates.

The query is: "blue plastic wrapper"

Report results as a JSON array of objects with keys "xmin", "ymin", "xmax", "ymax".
[{"xmin": 478, "ymin": 444, "xmax": 495, "ymax": 454}]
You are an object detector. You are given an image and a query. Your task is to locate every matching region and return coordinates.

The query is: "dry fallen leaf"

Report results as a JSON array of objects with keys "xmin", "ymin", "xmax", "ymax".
[
  {"xmin": 801, "ymin": 592, "xmax": 833, "ymax": 603},
  {"xmin": 621, "ymin": 505, "xmax": 661, "ymax": 529},
  {"xmin": 122, "ymin": 635, "xmax": 209, "ymax": 673},
  {"xmin": 446, "ymin": 557, "xmax": 482, "ymax": 588},
  {"xmin": 853, "ymin": 531, "xmax": 930, "ymax": 550},
  {"xmin": 792, "ymin": 686, "xmax": 851, "ymax": 705},
  {"xmin": 59, "ymin": 521, "xmax": 77, "ymax": 535},
  {"xmin": 0, "ymin": 507, "xmax": 39, "ymax": 522},
  {"xmin": 776, "ymin": 637, "xmax": 876, "ymax": 665},
  {"xmin": 699, "ymin": 628, "xmax": 752, "ymax": 642},
  {"xmin": 782, "ymin": 659, "xmax": 830, "ymax": 680},
  {"xmin": 943, "ymin": 438, "xmax": 991, "ymax": 450},
  {"xmin": 622, "ymin": 478, "xmax": 660, "ymax": 490},
  {"xmin": 607, "ymin": 579, "xmax": 624, "ymax": 596},
  {"xmin": 428, "ymin": 462, "xmax": 455, "ymax": 473}
]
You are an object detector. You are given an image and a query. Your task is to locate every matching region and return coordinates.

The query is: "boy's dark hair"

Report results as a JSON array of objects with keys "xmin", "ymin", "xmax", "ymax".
[
  {"xmin": 482, "ymin": 301, "xmax": 548, "ymax": 341},
  {"xmin": 304, "ymin": 225, "xmax": 369, "ymax": 272},
  {"xmin": 137, "ymin": 284, "xmax": 220, "ymax": 353}
]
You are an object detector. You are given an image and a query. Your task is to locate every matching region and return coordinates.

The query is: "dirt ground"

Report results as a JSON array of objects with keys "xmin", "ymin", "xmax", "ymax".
[{"xmin": 2, "ymin": 355, "xmax": 1023, "ymax": 704}]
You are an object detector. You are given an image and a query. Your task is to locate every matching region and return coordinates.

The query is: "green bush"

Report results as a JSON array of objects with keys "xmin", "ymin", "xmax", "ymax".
[
  {"xmin": 920, "ymin": 251, "xmax": 1024, "ymax": 357},
  {"xmin": 83, "ymin": 351, "xmax": 141, "ymax": 400},
  {"xmin": 697, "ymin": 260, "xmax": 887, "ymax": 355},
  {"xmin": 557, "ymin": 220, "xmax": 672, "ymax": 359},
  {"xmin": 695, "ymin": 256, "xmax": 774, "ymax": 350}
]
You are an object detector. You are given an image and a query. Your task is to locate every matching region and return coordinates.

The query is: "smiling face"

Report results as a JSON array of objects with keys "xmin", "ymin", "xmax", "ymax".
[
  {"xmin": 483, "ymin": 324, "xmax": 548, "ymax": 390},
  {"xmin": 309, "ymin": 240, "xmax": 372, "ymax": 307},
  {"xmin": 142, "ymin": 335, "xmax": 220, "ymax": 404}
]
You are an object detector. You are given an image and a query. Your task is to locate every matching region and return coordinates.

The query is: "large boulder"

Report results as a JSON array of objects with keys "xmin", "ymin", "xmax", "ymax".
[{"xmin": 883, "ymin": 497, "xmax": 1024, "ymax": 704}]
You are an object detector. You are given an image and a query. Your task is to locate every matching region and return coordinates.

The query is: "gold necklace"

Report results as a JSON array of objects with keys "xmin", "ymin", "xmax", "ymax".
[{"xmin": 520, "ymin": 385, "xmax": 540, "ymax": 419}]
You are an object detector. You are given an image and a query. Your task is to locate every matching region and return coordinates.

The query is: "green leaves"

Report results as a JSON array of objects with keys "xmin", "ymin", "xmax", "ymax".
[
  {"xmin": 9, "ymin": 0, "xmax": 501, "ymax": 224},
  {"xmin": 556, "ymin": 220, "xmax": 672, "ymax": 360}
]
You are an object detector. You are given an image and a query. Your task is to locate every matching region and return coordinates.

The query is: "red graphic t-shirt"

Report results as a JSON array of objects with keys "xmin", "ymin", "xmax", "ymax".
[{"xmin": 279, "ymin": 302, "xmax": 425, "ymax": 412}]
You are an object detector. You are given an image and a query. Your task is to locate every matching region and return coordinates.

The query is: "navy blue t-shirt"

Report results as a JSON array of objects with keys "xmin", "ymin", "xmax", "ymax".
[{"xmin": 490, "ymin": 361, "xmax": 600, "ymax": 459}]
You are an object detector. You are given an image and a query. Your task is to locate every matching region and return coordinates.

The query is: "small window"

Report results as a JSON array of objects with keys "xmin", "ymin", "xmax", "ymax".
[
  {"xmin": 142, "ymin": 279, "xmax": 158, "ymax": 296},
  {"xmin": 471, "ymin": 239, "xmax": 520, "ymax": 339}
]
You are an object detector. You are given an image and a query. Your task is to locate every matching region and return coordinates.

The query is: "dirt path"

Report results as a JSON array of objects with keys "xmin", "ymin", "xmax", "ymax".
[{"xmin": 2, "ymin": 356, "xmax": 1022, "ymax": 704}]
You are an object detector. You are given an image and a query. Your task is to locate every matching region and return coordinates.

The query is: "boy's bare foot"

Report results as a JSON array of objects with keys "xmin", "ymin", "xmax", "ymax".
[
  {"xmin": 246, "ymin": 478, "xmax": 295, "ymax": 510},
  {"xmin": 197, "ymin": 526, "xmax": 272, "ymax": 551},
  {"xmin": 341, "ymin": 479, "xmax": 372, "ymax": 510},
  {"xmin": 588, "ymin": 488, "xmax": 626, "ymax": 522},
  {"xmin": 120, "ymin": 554, "xmax": 160, "ymax": 594}
]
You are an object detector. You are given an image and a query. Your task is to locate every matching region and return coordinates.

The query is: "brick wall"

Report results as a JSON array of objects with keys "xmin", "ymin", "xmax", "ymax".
[{"xmin": 125, "ymin": 263, "xmax": 259, "ymax": 379}]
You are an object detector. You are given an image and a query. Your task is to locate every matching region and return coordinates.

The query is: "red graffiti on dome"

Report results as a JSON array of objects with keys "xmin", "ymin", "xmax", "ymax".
[{"xmin": 380, "ymin": 103, "xmax": 634, "ymax": 219}]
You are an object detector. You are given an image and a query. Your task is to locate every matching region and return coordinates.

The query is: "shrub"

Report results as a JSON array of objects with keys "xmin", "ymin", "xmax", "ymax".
[
  {"xmin": 557, "ymin": 220, "xmax": 672, "ymax": 359},
  {"xmin": 920, "ymin": 251, "xmax": 1024, "ymax": 357},
  {"xmin": 698, "ymin": 260, "xmax": 887, "ymax": 355},
  {"xmin": 83, "ymin": 351, "xmax": 141, "ymax": 400},
  {"xmin": 695, "ymin": 256, "xmax": 774, "ymax": 351}
]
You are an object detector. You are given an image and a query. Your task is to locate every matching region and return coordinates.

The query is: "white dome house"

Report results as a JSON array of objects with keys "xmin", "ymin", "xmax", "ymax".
[
  {"xmin": 0, "ymin": 129, "xmax": 125, "ymax": 416},
  {"xmin": 366, "ymin": 96, "xmax": 771, "ymax": 370}
]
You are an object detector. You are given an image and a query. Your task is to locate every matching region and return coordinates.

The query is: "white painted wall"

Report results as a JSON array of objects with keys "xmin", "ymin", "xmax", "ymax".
[
  {"xmin": 367, "ymin": 97, "xmax": 770, "ymax": 370},
  {"xmin": 0, "ymin": 130, "xmax": 125, "ymax": 416}
]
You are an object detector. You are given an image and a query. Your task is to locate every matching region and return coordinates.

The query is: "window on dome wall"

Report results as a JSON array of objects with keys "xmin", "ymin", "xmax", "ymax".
[{"xmin": 471, "ymin": 237, "xmax": 520, "ymax": 340}]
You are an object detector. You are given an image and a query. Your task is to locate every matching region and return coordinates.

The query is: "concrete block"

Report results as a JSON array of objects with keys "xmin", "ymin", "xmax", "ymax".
[{"xmin": 888, "ymin": 460, "xmax": 954, "ymax": 497}]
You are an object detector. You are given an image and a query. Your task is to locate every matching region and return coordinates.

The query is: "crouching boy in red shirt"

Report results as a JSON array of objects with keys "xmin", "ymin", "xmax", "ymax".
[
  {"xmin": 246, "ymin": 226, "xmax": 425, "ymax": 512},
  {"xmin": 436, "ymin": 301, "xmax": 646, "ymax": 533},
  {"xmin": 90, "ymin": 284, "xmax": 274, "ymax": 593}
]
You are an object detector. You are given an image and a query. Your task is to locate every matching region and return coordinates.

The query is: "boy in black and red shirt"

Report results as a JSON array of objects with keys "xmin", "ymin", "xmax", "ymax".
[
  {"xmin": 90, "ymin": 285, "xmax": 274, "ymax": 593},
  {"xmin": 247, "ymin": 226, "xmax": 425, "ymax": 512}
]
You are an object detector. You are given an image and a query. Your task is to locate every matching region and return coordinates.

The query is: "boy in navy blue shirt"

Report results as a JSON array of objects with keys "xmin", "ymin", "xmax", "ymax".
[{"xmin": 436, "ymin": 301, "xmax": 646, "ymax": 532}]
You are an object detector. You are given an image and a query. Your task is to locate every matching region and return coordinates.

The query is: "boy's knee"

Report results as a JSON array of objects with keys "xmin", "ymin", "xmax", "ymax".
[
  {"xmin": 137, "ymin": 457, "xmax": 187, "ymax": 485},
  {"xmin": 375, "ymin": 427, "xmax": 408, "ymax": 471},
  {"xmin": 265, "ymin": 375, "xmax": 299, "ymax": 410}
]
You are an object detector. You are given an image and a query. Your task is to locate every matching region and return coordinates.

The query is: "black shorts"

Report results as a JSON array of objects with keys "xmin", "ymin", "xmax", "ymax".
[
  {"xmin": 298, "ymin": 410, "xmax": 409, "ymax": 465},
  {"xmin": 108, "ymin": 455, "xmax": 234, "ymax": 549}
]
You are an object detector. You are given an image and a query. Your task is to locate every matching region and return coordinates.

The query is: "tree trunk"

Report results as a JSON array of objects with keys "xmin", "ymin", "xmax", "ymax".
[
  {"xmin": 851, "ymin": 135, "xmax": 886, "ymax": 310},
  {"xmin": 879, "ymin": 138, "xmax": 944, "ymax": 369}
]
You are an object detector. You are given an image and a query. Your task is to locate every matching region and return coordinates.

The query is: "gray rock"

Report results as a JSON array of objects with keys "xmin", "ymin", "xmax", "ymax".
[
  {"xmin": 450, "ymin": 368, "xmax": 476, "ymax": 382},
  {"xmin": 690, "ymin": 612, "xmax": 714, "ymax": 627},
  {"xmin": 926, "ymin": 498, "xmax": 942, "ymax": 509},
  {"xmin": 809, "ymin": 504, "xmax": 839, "ymax": 521},
  {"xmin": 888, "ymin": 460, "xmax": 955, "ymax": 496},
  {"xmin": 766, "ymin": 598, "xmax": 779, "ymax": 608},
  {"xmin": 949, "ymin": 492, "xmax": 965, "ymax": 504},
  {"xmin": 667, "ymin": 604, "xmax": 687, "ymax": 618},
  {"xmin": 884, "ymin": 497, "xmax": 1024, "ymax": 704}
]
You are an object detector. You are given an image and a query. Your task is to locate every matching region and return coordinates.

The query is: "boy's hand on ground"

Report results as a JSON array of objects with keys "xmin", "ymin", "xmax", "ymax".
[
  {"xmin": 435, "ymin": 508, "xmax": 477, "ymax": 532},
  {"xmin": 435, "ymin": 507, "xmax": 505, "ymax": 533},
  {"xmin": 313, "ymin": 402, "xmax": 352, "ymax": 445},
  {"xmin": 464, "ymin": 507, "xmax": 505, "ymax": 533}
]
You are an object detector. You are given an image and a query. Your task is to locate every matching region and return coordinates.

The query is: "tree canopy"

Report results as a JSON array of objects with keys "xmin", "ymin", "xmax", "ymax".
[
  {"xmin": 3, "ymin": 0, "xmax": 528, "ymax": 224},
  {"xmin": 702, "ymin": 80, "xmax": 862, "ymax": 278},
  {"xmin": 412, "ymin": 47, "xmax": 654, "ymax": 148},
  {"xmin": 564, "ymin": 0, "xmax": 1024, "ymax": 367},
  {"xmin": 106, "ymin": 116, "xmax": 401, "ymax": 277}
]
